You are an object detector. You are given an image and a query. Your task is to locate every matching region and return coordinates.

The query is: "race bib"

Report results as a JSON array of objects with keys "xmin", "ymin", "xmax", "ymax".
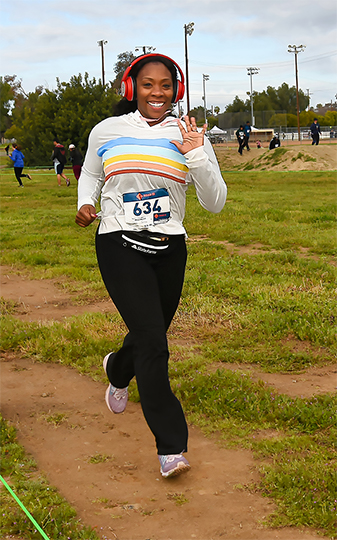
[{"xmin": 123, "ymin": 188, "xmax": 171, "ymax": 227}]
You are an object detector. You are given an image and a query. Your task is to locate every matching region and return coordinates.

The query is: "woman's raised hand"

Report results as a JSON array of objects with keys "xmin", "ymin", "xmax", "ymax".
[{"xmin": 171, "ymin": 115, "xmax": 207, "ymax": 155}]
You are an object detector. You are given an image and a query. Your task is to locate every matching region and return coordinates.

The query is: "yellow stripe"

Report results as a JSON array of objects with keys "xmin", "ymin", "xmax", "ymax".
[{"xmin": 104, "ymin": 154, "xmax": 188, "ymax": 173}]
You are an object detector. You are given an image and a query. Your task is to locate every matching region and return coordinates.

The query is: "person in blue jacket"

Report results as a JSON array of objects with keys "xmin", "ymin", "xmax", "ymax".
[
  {"xmin": 9, "ymin": 144, "xmax": 32, "ymax": 187},
  {"xmin": 310, "ymin": 118, "xmax": 321, "ymax": 145},
  {"xmin": 243, "ymin": 120, "xmax": 251, "ymax": 151}
]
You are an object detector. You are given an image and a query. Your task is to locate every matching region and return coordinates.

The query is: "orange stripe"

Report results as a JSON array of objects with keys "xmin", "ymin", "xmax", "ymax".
[
  {"xmin": 105, "ymin": 169, "xmax": 187, "ymax": 184},
  {"xmin": 104, "ymin": 161, "xmax": 187, "ymax": 181}
]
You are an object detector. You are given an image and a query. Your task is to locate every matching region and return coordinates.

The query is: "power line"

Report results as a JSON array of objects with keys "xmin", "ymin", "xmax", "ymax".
[{"xmin": 190, "ymin": 50, "xmax": 337, "ymax": 69}]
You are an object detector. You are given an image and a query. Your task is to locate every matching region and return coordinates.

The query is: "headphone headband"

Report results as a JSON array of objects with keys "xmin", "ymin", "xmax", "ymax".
[{"xmin": 121, "ymin": 53, "xmax": 185, "ymax": 103}]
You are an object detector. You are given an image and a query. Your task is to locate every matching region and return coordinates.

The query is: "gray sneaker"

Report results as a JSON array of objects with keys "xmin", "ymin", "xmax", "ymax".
[
  {"xmin": 158, "ymin": 454, "xmax": 191, "ymax": 478},
  {"xmin": 103, "ymin": 353, "xmax": 128, "ymax": 414}
]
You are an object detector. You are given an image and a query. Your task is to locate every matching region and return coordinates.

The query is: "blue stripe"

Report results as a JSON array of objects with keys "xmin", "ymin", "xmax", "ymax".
[
  {"xmin": 123, "ymin": 188, "xmax": 168, "ymax": 203},
  {"xmin": 102, "ymin": 145, "xmax": 186, "ymax": 165},
  {"xmin": 98, "ymin": 137, "xmax": 181, "ymax": 157}
]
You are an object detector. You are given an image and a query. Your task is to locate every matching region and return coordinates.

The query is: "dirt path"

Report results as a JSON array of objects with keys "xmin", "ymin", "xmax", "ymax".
[{"xmin": 0, "ymin": 267, "xmax": 329, "ymax": 540}]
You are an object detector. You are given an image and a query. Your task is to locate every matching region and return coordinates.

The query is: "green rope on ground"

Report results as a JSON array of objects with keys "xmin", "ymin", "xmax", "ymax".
[{"xmin": 0, "ymin": 474, "xmax": 50, "ymax": 540}]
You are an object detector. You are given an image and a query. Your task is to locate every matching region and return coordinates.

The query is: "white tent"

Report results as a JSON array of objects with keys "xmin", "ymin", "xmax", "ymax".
[{"xmin": 208, "ymin": 126, "xmax": 227, "ymax": 135}]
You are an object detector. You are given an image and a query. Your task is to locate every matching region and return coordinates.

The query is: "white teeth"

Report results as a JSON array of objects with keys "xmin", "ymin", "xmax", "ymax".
[{"xmin": 149, "ymin": 102, "xmax": 164, "ymax": 108}]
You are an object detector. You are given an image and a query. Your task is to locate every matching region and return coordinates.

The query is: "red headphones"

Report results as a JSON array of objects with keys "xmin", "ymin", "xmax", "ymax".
[{"xmin": 121, "ymin": 53, "xmax": 185, "ymax": 103}]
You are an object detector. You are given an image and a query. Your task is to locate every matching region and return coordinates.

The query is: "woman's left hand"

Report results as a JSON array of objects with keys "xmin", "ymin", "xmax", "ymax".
[{"xmin": 171, "ymin": 115, "xmax": 207, "ymax": 155}]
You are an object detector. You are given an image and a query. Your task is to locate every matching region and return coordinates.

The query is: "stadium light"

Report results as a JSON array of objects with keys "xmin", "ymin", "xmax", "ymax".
[
  {"xmin": 135, "ymin": 46, "xmax": 156, "ymax": 55},
  {"xmin": 184, "ymin": 22, "xmax": 194, "ymax": 114},
  {"xmin": 246, "ymin": 67, "xmax": 259, "ymax": 126},
  {"xmin": 288, "ymin": 44, "xmax": 306, "ymax": 142},
  {"xmin": 97, "ymin": 40, "xmax": 108, "ymax": 86},
  {"xmin": 202, "ymin": 74, "xmax": 209, "ymax": 125}
]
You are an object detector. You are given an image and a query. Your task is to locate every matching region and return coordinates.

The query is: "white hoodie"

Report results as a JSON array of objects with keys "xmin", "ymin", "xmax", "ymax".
[{"xmin": 78, "ymin": 110, "xmax": 227, "ymax": 235}]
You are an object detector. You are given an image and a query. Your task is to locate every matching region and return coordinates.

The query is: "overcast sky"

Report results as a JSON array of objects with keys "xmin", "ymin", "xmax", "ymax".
[{"xmin": 1, "ymin": 0, "xmax": 336, "ymax": 113}]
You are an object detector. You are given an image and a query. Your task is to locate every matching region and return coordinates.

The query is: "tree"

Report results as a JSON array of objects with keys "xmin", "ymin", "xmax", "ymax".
[
  {"xmin": 268, "ymin": 113, "xmax": 298, "ymax": 127},
  {"xmin": 0, "ymin": 76, "xmax": 15, "ymax": 135},
  {"xmin": 207, "ymin": 116, "xmax": 219, "ymax": 129},
  {"xmin": 225, "ymin": 96, "xmax": 248, "ymax": 113},
  {"xmin": 225, "ymin": 84, "xmax": 309, "ymax": 116},
  {"xmin": 6, "ymin": 73, "xmax": 120, "ymax": 165},
  {"xmin": 112, "ymin": 51, "xmax": 137, "ymax": 91}
]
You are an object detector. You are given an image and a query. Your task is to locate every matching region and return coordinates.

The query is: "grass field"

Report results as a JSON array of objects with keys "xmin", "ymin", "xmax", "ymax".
[{"xmin": 0, "ymin": 161, "xmax": 336, "ymax": 539}]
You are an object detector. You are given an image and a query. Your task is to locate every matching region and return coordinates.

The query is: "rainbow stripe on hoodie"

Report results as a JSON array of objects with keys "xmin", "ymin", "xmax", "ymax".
[{"xmin": 97, "ymin": 137, "xmax": 188, "ymax": 184}]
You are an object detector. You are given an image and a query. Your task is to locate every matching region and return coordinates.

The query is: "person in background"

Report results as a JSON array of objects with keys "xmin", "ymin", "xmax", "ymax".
[
  {"xmin": 8, "ymin": 143, "xmax": 32, "ymax": 187},
  {"xmin": 5, "ymin": 144, "xmax": 10, "ymax": 155},
  {"xmin": 52, "ymin": 139, "xmax": 70, "ymax": 186},
  {"xmin": 235, "ymin": 125, "xmax": 245, "ymax": 155},
  {"xmin": 269, "ymin": 135, "xmax": 281, "ymax": 150},
  {"xmin": 310, "ymin": 118, "xmax": 321, "ymax": 145},
  {"xmin": 68, "ymin": 144, "xmax": 83, "ymax": 181},
  {"xmin": 256, "ymin": 140, "xmax": 262, "ymax": 149},
  {"xmin": 75, "ymin": 53, "xmax": 227, "ymax": 479},
  {"xmin": 243, "ymin": 120, "xmax": 251, "ymax": 151}
]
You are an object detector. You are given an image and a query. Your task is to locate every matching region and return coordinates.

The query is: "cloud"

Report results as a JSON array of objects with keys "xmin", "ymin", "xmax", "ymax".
[{"xmin": 1, "ymin": 0, "xmax": 336, "ymax": 108}]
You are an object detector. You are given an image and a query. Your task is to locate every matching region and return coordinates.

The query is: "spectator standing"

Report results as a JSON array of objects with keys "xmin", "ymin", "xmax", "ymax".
[
  {"xmin": 9, "ymin": 143, "xmax": 32, "ymax": 187},
  {"xmin": 310, "ymin": 118, "xmax": 321, "ymax": 145},
  {"xmin": 69, "ymin": 144, "xmax": 83, "ymax": 180},
  {"xmin": 243, "ymin": 120, "xmax": 251, "ymax": 151},
  {"xmin": 235, "ymin": 125, "xmax": 245, "ymax": 155},
  {"xmin": 52, "ymin": 140, "xmax": 70, "ymax": 186},
  {"xmin": 5, "ymin": 144, "xmax": 10, "ymax": 155}
]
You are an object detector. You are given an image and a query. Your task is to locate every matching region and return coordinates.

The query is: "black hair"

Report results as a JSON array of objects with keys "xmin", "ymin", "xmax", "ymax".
[{"xmin": 113, "ymin": 55, "xmax": 179, "ymax": 117}]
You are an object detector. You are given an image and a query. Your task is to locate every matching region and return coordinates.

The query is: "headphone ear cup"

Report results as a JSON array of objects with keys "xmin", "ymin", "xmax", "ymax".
[
  {"xmin": 121, "ymin": 76, "xmax": 136, "ymax": 101},
  {"xmin": 173, "ymin": 80, "xmax": 185, "ymax": 103}
]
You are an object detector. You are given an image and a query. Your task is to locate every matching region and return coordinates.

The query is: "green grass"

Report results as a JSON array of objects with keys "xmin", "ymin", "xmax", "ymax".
[
  {"xmin": 0, "ymin": 165, "xmax": 336, "ymax": 537},
  {"xmin": 0, "ymin": 415, "xmax": 100, "ymax": 539}
]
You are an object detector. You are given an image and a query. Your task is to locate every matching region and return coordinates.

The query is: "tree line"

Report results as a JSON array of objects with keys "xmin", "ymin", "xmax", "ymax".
[
  {"xmin": 0, "ymin": 52, "xmax": 135, "ymax": 166},
  {"xmin": 1, "ymin": 52, "xmax": 336, "ymax": 166},
  {"xmin": 190, "ymin": 83, "xmax": 337, "ymax": 129}
]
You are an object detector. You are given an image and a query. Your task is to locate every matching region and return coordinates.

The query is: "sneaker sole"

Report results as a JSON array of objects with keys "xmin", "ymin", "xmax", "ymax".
[{"xmin": 161, "ymin": 462, "xmax": 191, "ymax": 478}]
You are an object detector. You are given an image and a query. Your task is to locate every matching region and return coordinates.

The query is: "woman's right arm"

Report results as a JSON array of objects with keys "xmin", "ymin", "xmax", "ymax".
[{"xmin": 76, "ymin": 124, "xmax": 106, "ymax": 227}]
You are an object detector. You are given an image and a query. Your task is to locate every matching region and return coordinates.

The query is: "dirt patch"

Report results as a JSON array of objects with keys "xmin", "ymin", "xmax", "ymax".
[
  {"xmin": 1, "ymin": 354, "xmax": 322, "ymax": 540},
  {"xmin": 0, "ymin": 266, "xmax": 329, "ymax": 539},
  {"xmin": 0, "ymin": 266, "xmax": 116, "ymax": 321},
  {"xmin": 214, "ymin": 143, "xmax": 337, "ymax": 171},
  {"xmin": 209, "ymin": 362, "xmax": 337, "ymax": 399}
]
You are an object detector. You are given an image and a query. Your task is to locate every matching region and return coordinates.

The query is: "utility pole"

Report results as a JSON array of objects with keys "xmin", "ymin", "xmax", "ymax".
[
  {"xmin": 184, "ymin": 22, "xmax": 194, "ymax": 114},
  {"xmin": 202, "ymin": 74, "xmax": 209, "ymax": 126},
  {"xmin": 135, "ymin": 46, "xmax": 156, "ymax": 55},
  {"xmin": 288, "ymin": 44, "xmax": 306, "ymax": 142},
  {"xmin": 246, "ymin": 67, "xmax": 259, "ymax": 126},
  {"xmin": 97, "ymin": 40, "xmax": 108, "ymax": 86}
]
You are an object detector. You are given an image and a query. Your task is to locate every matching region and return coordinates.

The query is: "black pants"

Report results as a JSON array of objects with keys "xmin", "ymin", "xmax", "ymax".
[
  {"xmin": 242, "ymin": 135, "xmax": 250, "ymax": 151},
  {"xmin": 237, "ymin": 138, "xmax": 245, "ymax": 154},
  {"xmin": 14, "ymin": 167, "xmax": 28, "ymax": 186},
  {"xmin": 312, "ymin": 133, "xmax": 319, "ymax": 145},
  {"xmin": 95, "ymin": 230, "xmax": 188, "ymax": 455}
]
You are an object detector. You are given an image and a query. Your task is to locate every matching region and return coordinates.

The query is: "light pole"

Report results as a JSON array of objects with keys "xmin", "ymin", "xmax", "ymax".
[
  {"xmin": 135, "ymin": 46, "xmax": 156, "ymax": 55},
  {"xmin": 202, "ymin": 74, "xmax": 209, "ymax": 125},
  {"xmin": 246, "ymin": 67, "xmax": 259, "ymax": 126},
  {"xmin": 184, "ymin": 22, "xmax": 194, "ymax": 114},
  {"xmin": 288, "ymin": 44, "xmax": 306, "ymax": 142},
  {"xmin": 97, "ymin": 40, "xmax": 108, "ymax": 86}
]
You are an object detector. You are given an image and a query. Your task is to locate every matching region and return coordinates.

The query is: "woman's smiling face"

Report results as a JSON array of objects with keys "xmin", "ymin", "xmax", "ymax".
[{"xmin": 136, "ymin": 62, "xmax": 174, "ymax": 125}]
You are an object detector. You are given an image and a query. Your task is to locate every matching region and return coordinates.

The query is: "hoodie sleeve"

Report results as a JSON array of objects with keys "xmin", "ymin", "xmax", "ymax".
[
  {"xmin": 77, "ymin": 123, "xmax": 106, "ymax": 210},
  {"xmin": 184, "ymin": 137, "xmax": 227, "ymax": 213}
]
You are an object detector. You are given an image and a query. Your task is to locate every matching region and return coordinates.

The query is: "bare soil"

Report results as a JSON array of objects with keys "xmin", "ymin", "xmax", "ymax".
[
  {"xmin": 1, "ymin": 266, "xmax": 333, "ymax": 540},
  {"xmin": 213, "ymin": 141, "xmax": 337, "ymax": 171}
]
